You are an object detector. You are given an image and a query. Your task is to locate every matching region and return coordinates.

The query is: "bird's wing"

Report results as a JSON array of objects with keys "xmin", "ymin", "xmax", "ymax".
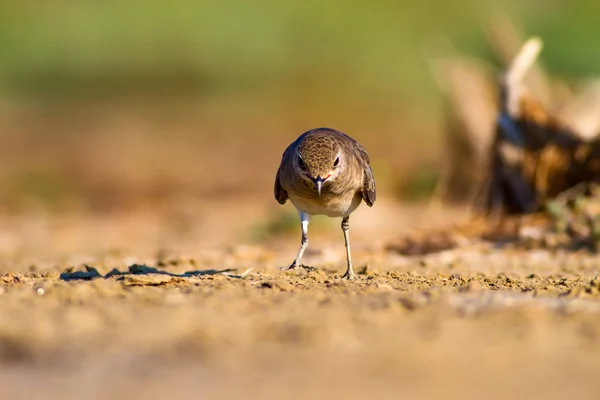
[
  {"xmin": 352, "ymin": 139, "xmax": 376, "ymax": 207},
  {"xmin": 361, "ymin": 162, "xmax": 376, "ymax": 207},
  {"xmin": 333, "ymin": 130, "xmax": 377, "ymax": 207},
  {"xmin": 274, "ymin": 164, "xmax": 288, "ymax": 205}
]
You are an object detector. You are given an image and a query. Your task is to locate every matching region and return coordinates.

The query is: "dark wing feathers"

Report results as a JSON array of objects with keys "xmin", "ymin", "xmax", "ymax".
[
  {"xmin": 354, "ymin": 141, "xmax": 376, "ymax": 207},
  {"xmin": 362, "ymin": 163, "xmax": 376, "ymax": 207},
  {"xmin": 274, "ymin": 166, "xmax": 288, "ymax": 205}
]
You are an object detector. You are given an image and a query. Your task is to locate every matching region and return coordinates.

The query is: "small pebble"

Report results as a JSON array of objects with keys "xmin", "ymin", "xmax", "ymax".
[{"xmin": 36, "ymin": 288, "xmax": 45, "ymax": 296}]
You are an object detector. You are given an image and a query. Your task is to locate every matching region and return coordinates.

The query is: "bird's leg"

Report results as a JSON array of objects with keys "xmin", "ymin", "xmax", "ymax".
[
  {"xmin": 280, "ymin": 212, "xmax": 314, "ymax": 271},
  {"xmin": 341, "ymin": 216, "xmax": 355, "ymax": 280}
]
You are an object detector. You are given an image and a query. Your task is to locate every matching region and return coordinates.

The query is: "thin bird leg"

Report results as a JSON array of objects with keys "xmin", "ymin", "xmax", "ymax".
[
  {"xmin": 341, "ymin": 216, "xmax": 355, "ymax": 280},
  {"xmin": 280, "ymin": 212, "xmax": 314, "ymax": 271}
]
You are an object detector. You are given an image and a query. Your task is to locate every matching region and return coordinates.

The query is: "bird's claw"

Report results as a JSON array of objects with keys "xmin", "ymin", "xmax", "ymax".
[
  {"xmin": 341, "ymin": 270, "xmax": 356, "ymax": 280},
  {"xmin": 279, "ymin": 263, "xmax": 316, "ymax": 272},
  {"xmin": 279, "ymin": 264, "xmax": 296, "ymax": 271}
]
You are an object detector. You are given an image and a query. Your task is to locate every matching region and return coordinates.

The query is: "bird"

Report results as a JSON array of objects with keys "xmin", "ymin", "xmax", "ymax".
[{"xmin": 274, "ymin": 127, "xmax": 376, "ymax": 280}]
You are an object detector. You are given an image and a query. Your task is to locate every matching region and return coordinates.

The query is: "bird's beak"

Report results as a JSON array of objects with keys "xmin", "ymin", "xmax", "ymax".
[{"xmin": 314, "ymin": 177, "xmax": 323, "ymax": 196}]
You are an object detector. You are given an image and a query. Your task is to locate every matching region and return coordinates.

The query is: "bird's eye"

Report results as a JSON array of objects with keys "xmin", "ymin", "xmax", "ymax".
[
  {"xmin": 297, "ymin": 156, "xmax": 307, "ymax": 170},
  {"xmin": 333, "ymin": 156, "xmax": 340, "ymax": 167}
]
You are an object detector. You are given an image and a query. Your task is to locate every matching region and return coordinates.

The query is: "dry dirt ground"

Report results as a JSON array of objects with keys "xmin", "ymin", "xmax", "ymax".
[{"xmin": 1, "ymin": 199, "xmax": 600, "ymax": 400}]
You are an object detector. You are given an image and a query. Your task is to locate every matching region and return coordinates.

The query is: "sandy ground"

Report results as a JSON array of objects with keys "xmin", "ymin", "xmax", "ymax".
[{"xmin": 1, "ymin": 199, "xmax": 600, "ymax": 400}]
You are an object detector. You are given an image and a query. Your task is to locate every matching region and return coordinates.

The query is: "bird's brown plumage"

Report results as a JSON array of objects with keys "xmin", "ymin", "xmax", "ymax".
[{"xmin": 274, "ymin": 127, "xmax": 376, "ymax": 211}]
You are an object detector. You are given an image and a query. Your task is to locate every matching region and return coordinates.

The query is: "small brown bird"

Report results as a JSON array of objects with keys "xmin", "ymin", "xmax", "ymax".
[{"xmin": 274, "ymin": 127, "xmax": 376, "ymax": 279}]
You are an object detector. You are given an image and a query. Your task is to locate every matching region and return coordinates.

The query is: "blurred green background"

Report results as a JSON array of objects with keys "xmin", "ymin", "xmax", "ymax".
[
  {"xmin": 0, "ymin": 0, "xmax": 598, "ymax": 211},
  {"xmin": 1, "ymin": 0, "xmax": 598, "ymax": 100}
]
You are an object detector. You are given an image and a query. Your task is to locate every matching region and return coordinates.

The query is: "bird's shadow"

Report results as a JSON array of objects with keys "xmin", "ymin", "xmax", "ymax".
[{"xmin": 59, "ymin": 263, "xmax": 239, "ymax": 282}]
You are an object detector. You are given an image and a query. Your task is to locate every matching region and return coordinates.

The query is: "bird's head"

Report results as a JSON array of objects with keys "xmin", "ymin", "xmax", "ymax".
[{"xmin": 294, "ymin": 134, "xmax": 342, "ymax": 196}]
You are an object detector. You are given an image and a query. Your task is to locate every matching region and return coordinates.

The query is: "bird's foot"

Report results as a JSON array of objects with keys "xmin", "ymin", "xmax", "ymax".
[
  {"xmin": 279, "ymin": 262, "xmax": 316, "ymax": 272},
  {"xmin": 341, "ymin": 269, "xmax": 356, "ymax": 280}
]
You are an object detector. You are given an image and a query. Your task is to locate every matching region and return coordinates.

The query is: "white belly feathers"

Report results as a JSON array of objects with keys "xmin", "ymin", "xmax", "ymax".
[{"xmin": 288, "ymin": 192, "xmax": 362, "ymax": 217}]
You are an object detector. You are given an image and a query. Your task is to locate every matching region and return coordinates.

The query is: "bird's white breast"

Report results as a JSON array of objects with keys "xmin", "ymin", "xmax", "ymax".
[{"xmin": 288, "ymin": 192, "xmax": 362, "ymax": 217}]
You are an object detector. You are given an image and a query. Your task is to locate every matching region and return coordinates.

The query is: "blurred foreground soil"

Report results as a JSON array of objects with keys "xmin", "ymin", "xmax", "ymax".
[{"xmin": 0, "ymin": 200, "xmax": 599, "ymax": 400}]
